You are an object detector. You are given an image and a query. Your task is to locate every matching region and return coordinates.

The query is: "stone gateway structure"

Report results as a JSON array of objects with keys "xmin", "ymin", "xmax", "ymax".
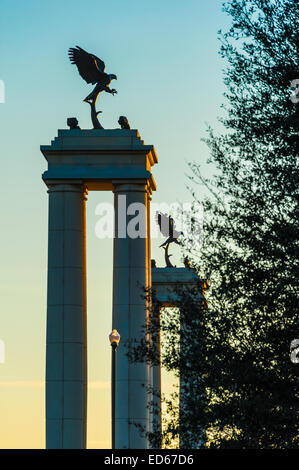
[
  {"xmin": 41, "ymin": 128, "xmax": 202, "ymax": 449},
  {"xmin": 42, "ymin": 128, "xmax": 156, "ymax": 449}
]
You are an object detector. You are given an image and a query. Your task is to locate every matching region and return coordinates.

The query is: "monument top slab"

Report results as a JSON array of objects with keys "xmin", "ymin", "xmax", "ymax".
[
  {"xmin": 41, "ymin": 129, "xmax": 158, "ymax": 192},
  {"xmin": 41, "ymin": 129, "xmax": 156, "ymax": 156},
  {"xmin": 152, "ymin": 267, "xmax": 205, "ymax": 307}
]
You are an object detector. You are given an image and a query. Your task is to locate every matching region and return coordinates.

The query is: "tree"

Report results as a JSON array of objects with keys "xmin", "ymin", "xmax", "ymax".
[
  {"xmin": 187, "ymin": 0, "xmax": 299, "ymax": 448},
  {"xmin": 129, "ymin": 0, "xmax": 299, "ymax": 449}
]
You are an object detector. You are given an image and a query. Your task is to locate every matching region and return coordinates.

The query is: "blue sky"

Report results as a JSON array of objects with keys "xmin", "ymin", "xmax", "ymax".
[{"xmin": 0, "ymin": 0, "xmax": 231, "ymax": 448}]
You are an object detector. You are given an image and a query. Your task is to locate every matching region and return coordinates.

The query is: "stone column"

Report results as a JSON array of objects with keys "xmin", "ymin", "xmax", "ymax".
[
  {"xmin": 146, "ymin": 193, "xmax": 153, "ymax": 440},
  {"xmin": 45, "ymin": 183, "xmax": 87, "ymax": 449},
  {"xmin": 112, "ymin": 182, "xmax": 150, "ymax": 449},
  {"xmin": 151, "ymin": 306, "xmax": 162, "ymax": 447},
  {"xmin": 147, "ymin": 196, "xmax": 162, "ymax": 447}
]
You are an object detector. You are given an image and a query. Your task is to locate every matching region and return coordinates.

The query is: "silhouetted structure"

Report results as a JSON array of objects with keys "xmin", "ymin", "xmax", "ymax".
[
  {"xmin": 184, "ymin": 256, "xmax": 191, "ymax": 270},
  {"xmin": 118, "ymin": 116, "xmax": 131, "ymax": 129},
  {"xmin": 67, "ymin": 117, "xmax": 81, "ymax": 129}
]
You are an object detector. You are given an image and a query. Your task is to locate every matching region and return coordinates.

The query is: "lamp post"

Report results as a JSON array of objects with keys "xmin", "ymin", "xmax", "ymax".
[{"xmin": 109, "ymin": 329, "xmax": 120, "ymax": 449}]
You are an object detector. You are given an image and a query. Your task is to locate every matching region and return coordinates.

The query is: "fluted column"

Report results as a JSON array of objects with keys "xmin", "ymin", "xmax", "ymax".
[
  {"xmin": 45, "ymin": 183, "xmax": 87, "ymax": 449},
  {"xmin": 112, "ymin": 182, "xmax": 150, "ymax": 449}
]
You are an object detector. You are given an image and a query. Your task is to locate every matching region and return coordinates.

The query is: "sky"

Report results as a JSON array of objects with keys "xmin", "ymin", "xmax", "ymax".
[{"xmin": 0, "ymin": 0, "xmax": 230, "ymax": 448}]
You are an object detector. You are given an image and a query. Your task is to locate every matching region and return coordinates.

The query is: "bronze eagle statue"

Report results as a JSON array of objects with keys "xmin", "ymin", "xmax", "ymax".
[
  {"xmin": 156, "ymin": 212, "xmax": 183, "ymax": 268},
  {"xmin": 68, "ymin": 46, "xmax": 117, "ymax": 129}
]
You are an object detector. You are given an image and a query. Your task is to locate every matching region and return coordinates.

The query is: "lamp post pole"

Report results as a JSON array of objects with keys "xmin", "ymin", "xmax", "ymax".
[
  {"xmin": 109, "ymin": 330, "xmax": 120, "ymax": 449},
  {"xmin": 111, "ymin": 342, "xmax": 116, "ymax": 449}
]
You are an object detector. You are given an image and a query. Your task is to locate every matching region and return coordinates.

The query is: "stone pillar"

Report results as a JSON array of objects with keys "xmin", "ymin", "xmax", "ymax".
[
  {"xmin": 151, "ymin": 267, "xmax": 204, "ymax": 448},
  {"xmin": 146, "ymin": 193, "xmax": 154, "ymax": 441},
  {"xmin": 45, "ymin": 183, "xmax": 87, "ymax": 449},
  {"xmin": 151, "ymin": 306, "xmax": 162, "ymax": 447},
  {"xmin": 112, "ymin": 182, "xmax": 150, "ymax": 449}
]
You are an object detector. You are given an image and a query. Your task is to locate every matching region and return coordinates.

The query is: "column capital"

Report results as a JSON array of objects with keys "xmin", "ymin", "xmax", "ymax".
[
  {"xmin": 46, "ymin": 182, "xmax": 88, "ymax": 198},
  {"xmin": 112, "ymin": 180, "xmax": 153, "ymax": 195}
]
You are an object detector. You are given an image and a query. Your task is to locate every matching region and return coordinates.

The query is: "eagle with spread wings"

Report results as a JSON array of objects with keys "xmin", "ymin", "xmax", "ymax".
[
  {"xmin": 156, "ymin": 213, "xmax": 183, "ymax": 246},
  {"xmin": 68, "ymin": 46, "xmax": 117, "ymax": 104},
  {"xmin": 156, "ymin": 212, "xmax": 183, "ymax": 267}
]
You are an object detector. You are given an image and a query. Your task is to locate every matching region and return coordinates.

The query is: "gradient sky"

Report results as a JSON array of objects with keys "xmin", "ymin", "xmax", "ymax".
[{"xmin": 0, "ymin": 0, "xmax": 230, "ymax": 448}]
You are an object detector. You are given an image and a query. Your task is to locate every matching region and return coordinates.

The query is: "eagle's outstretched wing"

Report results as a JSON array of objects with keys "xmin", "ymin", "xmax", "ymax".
[
  {"xmin": 68, "ymin": 46, "xmax": 106, "ymax": 84},
  {"xmin": 156, "ymin": 212, "xmax": 182, "ymax": 240},
  {"xmin": 156, "ymin": 212, "xmax": 174, "ymax": 237}
]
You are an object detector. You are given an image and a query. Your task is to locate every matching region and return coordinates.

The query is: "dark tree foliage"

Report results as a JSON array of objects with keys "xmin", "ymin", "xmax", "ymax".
[
  {"xmin": 129, "ymin": 0, "xmax": 299, "ymax": 448},
  {"xmin": 189, "ymin": 0, "xmax": 299, "ymax": 448}
]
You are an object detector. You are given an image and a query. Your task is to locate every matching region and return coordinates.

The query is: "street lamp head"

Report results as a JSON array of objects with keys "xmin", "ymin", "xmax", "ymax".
[{"xmin": 109, "ymin": 329, "xmax": 120, "ymax": 349}]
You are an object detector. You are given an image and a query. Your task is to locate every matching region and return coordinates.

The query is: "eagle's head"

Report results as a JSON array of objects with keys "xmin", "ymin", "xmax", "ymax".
[{"xmin": 109, "ymin": 74, "xmax": 117, "ymax": 81}]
